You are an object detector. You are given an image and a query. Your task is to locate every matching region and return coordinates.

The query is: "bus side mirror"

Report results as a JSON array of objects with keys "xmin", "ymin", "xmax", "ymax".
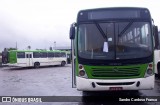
[
  {"xmin": 69, "ymin": 23, "xmax": 76, "ymax": 39},
  {"xmin": 154, "ymin": 26, "xmax": 159, "ymax": 49}
]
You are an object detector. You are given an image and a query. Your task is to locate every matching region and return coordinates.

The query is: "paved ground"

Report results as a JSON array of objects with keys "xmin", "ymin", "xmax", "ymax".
[
  {"xmin": 0, "ymin": 64, "xmax": 160, "ymax": 105},
  {"xmin": 0, "ymin": 64, "xmax": 81, "ymax": 96}
]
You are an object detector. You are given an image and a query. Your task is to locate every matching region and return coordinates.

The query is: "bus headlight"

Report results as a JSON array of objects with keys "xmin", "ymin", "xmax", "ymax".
[
  {"xmin": 78, "ymin": 64, "xmax": 88, "ymax": 78},
  {"xmin": 145, "ymin": 63, "xmax": 153, "ymax": 77},
  {"xmin": 147, "ymin": 69, "xmax": 153, "ymax": 75},
  {"xmin": 79, "ymin": 70, "xmax": 85, "ymax": 76}
]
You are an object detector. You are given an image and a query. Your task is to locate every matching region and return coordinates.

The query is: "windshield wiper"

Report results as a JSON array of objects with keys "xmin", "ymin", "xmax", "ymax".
[
  {"xmin": 119, "ymin": 20, "xmax": 134, "ymax": 37},
  {"xmin": 95, "ymin": 22, "xmax": 108, "ymax": 40}
]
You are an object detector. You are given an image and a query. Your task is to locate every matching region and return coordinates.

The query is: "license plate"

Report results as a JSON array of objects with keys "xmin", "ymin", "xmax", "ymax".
[{"xmin": 109, "ymin": 87, "xmax": 123, "ymax": 91}]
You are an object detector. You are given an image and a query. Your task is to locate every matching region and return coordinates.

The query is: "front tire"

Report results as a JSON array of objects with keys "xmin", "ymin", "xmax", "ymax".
[
  {"xmin": 34, "ymin": 62, "xmax": 40, "ymax": 68},
  {"xmin": 61, "ymin": 61, "xmax": 66, "ymax": 66}
]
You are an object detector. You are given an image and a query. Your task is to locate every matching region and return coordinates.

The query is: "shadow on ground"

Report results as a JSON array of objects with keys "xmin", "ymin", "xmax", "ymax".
[{"xmin": 2, "ymin": 65, "xmax": 67, "ymax": 71}]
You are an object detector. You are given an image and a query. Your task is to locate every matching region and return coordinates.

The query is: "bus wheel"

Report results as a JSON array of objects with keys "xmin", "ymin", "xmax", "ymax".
[
  {"xmin": 61, "ymin": 61, "xmax": 66, "ymax": 66},
  {"xmin": 34, "ymin": 62, "xmax": 40, "ymax": 68}
]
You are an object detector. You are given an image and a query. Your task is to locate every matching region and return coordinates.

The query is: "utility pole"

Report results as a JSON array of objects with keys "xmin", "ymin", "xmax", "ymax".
[{"xmin": 16, "ymin": 42, "xmax": 17, "ymax": 50}]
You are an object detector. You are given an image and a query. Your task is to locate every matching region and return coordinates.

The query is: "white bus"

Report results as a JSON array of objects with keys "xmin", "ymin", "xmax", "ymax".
[{"xmin": 2, "ymin": 50, "xmax": 67, "ymax": 68}]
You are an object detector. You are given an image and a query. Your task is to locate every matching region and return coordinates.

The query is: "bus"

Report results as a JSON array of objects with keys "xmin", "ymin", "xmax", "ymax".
[
  {"xmin": 2, "ymin": 50, "xmax": 67, "ymax": 68},
  {"xmin": 154, "ymin": 31, "xmax": 160, "ymax": 76},
  {"xmin": 69, "ymin": 7, "xmax": 159, "ymax": 91}
]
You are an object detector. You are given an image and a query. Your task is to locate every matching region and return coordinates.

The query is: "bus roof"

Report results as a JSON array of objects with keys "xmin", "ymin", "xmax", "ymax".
[
  {"xmin": 77, "ymin": 7, "xmax": 151, "ymax": 22},
  {"xmin": 78, "ymin": 7, "xmax": 149, "ymax": 12}
]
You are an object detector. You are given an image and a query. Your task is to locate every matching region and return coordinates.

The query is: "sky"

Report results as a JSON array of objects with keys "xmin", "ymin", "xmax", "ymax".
[{"xmin": 0, "ymin": 0, "xmax": 160, "ymax": 51}]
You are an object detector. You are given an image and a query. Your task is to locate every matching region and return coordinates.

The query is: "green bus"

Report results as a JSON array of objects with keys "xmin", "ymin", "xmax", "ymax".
[
  {"xmin": 2, "ymin": 50, "xmax": 67, "ymax": 68},
  {"xmin": 69, "ymin": 7, "xmax": 159, "ymax": 91}
]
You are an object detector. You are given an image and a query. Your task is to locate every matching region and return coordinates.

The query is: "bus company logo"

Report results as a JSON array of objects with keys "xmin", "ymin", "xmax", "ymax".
[
  {"xmin": 113, "ymin": 67, "xmax": 119, "ymax": 72},
  {"xmin": 2, "ymin": 97, "xmax": 11, "ymax": 102}
]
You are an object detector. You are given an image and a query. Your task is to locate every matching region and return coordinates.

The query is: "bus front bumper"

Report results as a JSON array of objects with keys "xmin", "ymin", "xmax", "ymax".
[{"xmin": 76, "ymin": 75, "xmax": 154, "ymax": 91}]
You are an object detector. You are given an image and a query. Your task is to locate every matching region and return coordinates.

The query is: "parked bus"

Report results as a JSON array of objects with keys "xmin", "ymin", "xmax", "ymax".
[
  {"xmin": 154, "ymin": 31, "xmax": 160, "ymax": 76},
  {"xmin": 2, "ymin": 50, "xmax": 67, "ymax": 68},
  {"xmin": 69, "ymin": 7, "xmax": 159, "ymax": 91}
]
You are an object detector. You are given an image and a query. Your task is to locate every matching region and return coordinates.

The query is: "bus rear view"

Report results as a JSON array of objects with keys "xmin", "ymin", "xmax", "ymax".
[{"xmin": 70, "ymin": 7, "xmax": 159, "ymax": 91}]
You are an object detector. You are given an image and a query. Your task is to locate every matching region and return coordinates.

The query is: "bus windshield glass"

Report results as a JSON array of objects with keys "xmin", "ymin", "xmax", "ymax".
[{"xmin": 78, "ymin": 22, "xmax": 152, "ymax": 60}]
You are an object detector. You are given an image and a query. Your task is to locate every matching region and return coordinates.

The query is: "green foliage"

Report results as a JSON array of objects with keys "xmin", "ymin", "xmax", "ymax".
[{"xmin": 6, "ymin": 48, "xmax": 17, "ymax": 51}]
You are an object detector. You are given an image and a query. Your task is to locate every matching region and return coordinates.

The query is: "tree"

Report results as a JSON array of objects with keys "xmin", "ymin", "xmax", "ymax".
[
  {"xmin": 27, "ymin": 46, "xmax": 31, "ymax": 50},
  {"xmin": 49, "ymin": 47, "xmax": 52, "ymax": 51},
  {"xmin": 8, "ymin": 48, "xmax": 17, "ymax": 51}
]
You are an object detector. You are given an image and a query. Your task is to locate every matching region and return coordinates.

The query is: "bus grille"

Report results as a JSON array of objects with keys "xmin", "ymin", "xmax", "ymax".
[{"xmin": 91, "ymin": 67, "xmax": 140, "ymax": 77}]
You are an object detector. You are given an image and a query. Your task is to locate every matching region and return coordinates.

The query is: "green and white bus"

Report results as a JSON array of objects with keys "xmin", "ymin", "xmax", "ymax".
[
  {"xmin": 69, "ymin": 7, "xmax": 159, "ymax": 91},
  {"xmin": 2, "ymin": 50, "xmax": 67, "ymax": 68}
]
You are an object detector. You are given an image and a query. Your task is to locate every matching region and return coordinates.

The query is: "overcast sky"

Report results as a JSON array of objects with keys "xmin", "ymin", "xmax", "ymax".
[{"xmin": 0, "ymin": 0, "xmax": 160, "ymax": 51}]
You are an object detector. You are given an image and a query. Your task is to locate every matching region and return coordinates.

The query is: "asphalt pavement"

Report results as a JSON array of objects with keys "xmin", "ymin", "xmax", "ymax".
[{"xmin": 0, "ymin": 64, "xmax": 160, "ymax": 105}]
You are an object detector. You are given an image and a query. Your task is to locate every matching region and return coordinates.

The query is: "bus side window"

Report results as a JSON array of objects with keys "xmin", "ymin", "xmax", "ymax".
[
  {"xmin": 61, "ymin": 52, "xmax": 66, "ymax": 57},
  {"xmin": 33, "ymin": 52, "xmax": 40, "ymax": 58},
  {"xmin": 52, "ymin": 52, "xmax": 55, "ymax": 57},
  {"xmin": 48, "ymin": 52, "xmax": 54, "ymax": 58},
  {"xmin": 48, "ymin": 52, "xmax": 52, "ymax": 58},
  {"xmin": 41, "ymin": 52, "xmax": 47, "ymax": 58},
  {"xmin": 17, "ymin": 52, "xmax": 25, "ymax": 58},
  {"xmin": 55, "ymin": 52, "xmax": 60, "ymax": 57}
]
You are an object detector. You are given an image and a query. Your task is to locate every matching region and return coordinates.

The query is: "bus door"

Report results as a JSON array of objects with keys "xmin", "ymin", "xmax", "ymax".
[{"xmin": 25, "ymin": 52, "xmax": 33, "ymax": 67}]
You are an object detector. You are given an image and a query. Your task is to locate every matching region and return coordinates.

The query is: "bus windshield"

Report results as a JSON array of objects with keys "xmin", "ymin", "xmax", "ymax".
[{"xmin": 78, "ymin": 21, "xmax": 152, "ymax": 60}]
